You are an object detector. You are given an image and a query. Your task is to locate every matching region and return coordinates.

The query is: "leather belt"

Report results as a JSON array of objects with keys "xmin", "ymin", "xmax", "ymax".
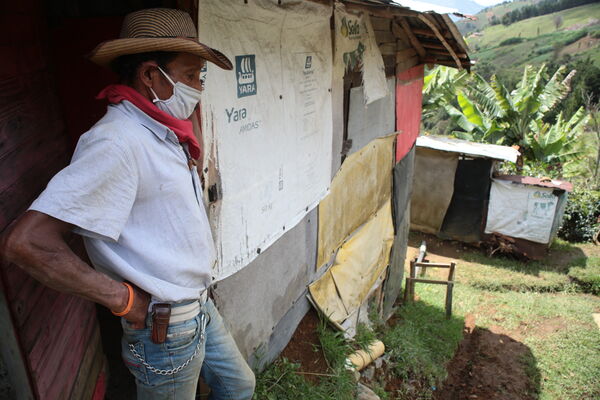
[{"xmin": 150, "ymin": 291, "xmax": 207, "ymax": 344}]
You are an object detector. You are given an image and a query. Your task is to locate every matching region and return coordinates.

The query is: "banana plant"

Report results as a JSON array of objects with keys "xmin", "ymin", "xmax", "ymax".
[{"xmin": 528, "ymin": 107, "xmax": 590, "ymax": 167}]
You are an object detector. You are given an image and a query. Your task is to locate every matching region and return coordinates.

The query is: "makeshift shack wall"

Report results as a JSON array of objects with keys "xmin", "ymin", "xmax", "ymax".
[{"xmin": 213, "ymin": 9, "xmax": 422, "ymax": 366}]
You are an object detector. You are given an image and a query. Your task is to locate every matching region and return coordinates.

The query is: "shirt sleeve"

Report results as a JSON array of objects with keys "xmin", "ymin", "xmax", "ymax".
[{"xmin": 29, "ymin": 133, "xmax": 138, "ymax": 242}]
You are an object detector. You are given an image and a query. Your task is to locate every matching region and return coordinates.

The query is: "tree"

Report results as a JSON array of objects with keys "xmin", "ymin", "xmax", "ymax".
[{"xmin": 554, "ymin": 15, "xmax": 563, "ymax": 30}]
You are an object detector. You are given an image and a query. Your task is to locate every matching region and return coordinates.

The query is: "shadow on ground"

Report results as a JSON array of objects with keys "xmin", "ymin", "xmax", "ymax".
[
  {"xmin": 408, "ymin": 231, "xmax": 587, "ymax": 277},
  {"xmin": 434, "ymin": 314, "xmax": 541, "ymax": 400}
]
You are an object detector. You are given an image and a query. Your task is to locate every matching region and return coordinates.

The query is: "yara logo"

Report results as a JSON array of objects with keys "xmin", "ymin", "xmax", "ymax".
[
  {"xmin": 235, "ymin": 55, "xmax": 257, "ymax": 98},
  {"xmin": 340, "ymin": 17, "xmax": 360, "ymax": 38}
]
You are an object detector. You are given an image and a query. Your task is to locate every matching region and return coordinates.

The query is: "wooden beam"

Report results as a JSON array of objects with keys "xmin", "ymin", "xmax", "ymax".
[
  {"xmin": 427, "ymin": 48, "xmax": 469, "ymax": 59},
  {"xmin": 420, "ymin": 41, "xmax": 446, "ymax": 50},
  {"xmin": 417, "ymin": 14, "xmax": 462, "ymax": 69},
  {"xmin": 396, "ymin": 47, "xmax": 417, "ymax": 62},
  {"xmin": 397, "ymin": 18, "xmax": 426, "ymax": 59}
]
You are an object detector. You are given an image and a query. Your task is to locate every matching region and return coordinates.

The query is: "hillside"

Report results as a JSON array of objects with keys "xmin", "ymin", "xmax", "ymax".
[
  {"xmin": 466, "ymin": 3, "xmax": 600, "ymax": 74},
  {"xmin": 456, "ymin": 0, "xmax": 538, "ymax": 34}
]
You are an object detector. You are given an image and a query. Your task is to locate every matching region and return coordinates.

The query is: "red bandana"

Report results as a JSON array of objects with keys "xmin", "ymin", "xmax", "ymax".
[{"xmin": 97, "ymin": 84, "xmax": 201, "ymax": 160}]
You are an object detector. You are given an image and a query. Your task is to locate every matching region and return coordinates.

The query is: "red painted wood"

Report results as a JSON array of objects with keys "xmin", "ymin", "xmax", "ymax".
[
  {"xmin": 20, "ymin": 289, "xmax": 65, "ymax": 353},
  {"xmin": 42, "ymin": 310, "xmax": 96, "ymax": 400},
  {"xmin": 27, "ymin": 294, "xmax": 79, "ymax": 372},
  {"xmin": 92, "ymin": 370, "xmax": 107, "ymax": 400},
  {"xmin": 33, "ymin": 299, "xmax": 94, "ymax": 397},
  {"xmin": 396, "ymin": 64, "xmax": 425, "ymax": 161}
]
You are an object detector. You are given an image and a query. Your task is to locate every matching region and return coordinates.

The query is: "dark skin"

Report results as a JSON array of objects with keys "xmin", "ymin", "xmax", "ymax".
[{"xmin": 0, "ymin": 52, "xmax": 206, "ymax": 329}]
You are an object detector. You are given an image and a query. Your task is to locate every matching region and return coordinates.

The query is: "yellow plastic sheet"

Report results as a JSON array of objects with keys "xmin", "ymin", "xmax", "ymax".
[
  {"xmin": 309, "ymin": 200, "xmax": 394, "ymax": 325},
  {"xmin": 317, "ymin": 135, "xmax": 395, "ymax": 268},
  {"xmin": 410, "ymin": 147, "xmax": 458, "ymax": 234}
]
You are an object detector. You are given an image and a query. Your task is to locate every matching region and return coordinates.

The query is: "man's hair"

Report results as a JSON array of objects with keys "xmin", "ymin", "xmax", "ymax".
[{"xmin": 111, "ymin": 52, "xmax": 178, "ymax": 84}]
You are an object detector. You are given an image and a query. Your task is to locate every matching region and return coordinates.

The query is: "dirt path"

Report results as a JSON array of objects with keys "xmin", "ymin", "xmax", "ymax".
[{"xmin": 434, "ymin": 314, "xmax": 539, "ymax": 400}]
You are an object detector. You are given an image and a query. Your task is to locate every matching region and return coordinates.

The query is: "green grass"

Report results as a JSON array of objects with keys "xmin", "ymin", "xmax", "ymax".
[
  {"xmin": 253, "ymin": 317, "xmax": 356, "ymax": 400},
  {"xmin": 568, "ymin": 256, "xmax": 600, "ymax": 294},
  {"xmin": 469, "ymin": 3, "xmax": 600, "ymax": 49},
  {"xmin": 255, "ymin": 238, "xmax": 600, "ymax": 399}
]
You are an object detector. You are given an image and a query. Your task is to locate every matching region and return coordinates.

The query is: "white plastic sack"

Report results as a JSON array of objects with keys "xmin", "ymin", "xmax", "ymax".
[
  {"xmin": 199, "ymin": 0, "xmax": 333, "ymax": 279},
  {"xmin": 485, "ymin": 180, "xmax": 558, "ymax": 244},
  {"xmin": 334, "ymin": 3, "xmax": 388, "ymax": 104}
]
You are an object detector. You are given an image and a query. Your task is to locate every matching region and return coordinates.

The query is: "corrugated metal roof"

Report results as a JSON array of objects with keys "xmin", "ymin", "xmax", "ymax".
[
  {"xmin": 391, "ymin": 0, "xmax": 458, "ymax": 14},
  {"xmin": 494, "ymin": 175, "xmax": 573, "ymax": 192},
  {"xmin": 416, "ymin": 135, "xmax": 520, "ymax": 163}
]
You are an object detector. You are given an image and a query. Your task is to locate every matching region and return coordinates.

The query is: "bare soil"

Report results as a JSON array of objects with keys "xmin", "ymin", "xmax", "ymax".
[
  {"xmin": 434, "ymin": 315, "xmax": 539, "ymax": 400},
  {"xmin": 280, "ymin": 308, "xmax": 330, "ymax": 383}
]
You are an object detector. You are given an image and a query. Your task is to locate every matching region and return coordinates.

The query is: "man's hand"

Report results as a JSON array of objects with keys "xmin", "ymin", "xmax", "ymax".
[{"xmin": 122, "ymin": 284, "xmax": 151, "ymax": 329}]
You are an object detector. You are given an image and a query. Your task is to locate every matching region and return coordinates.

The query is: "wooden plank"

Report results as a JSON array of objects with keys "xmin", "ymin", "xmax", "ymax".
[
  {"xmin": 27, "ymin": 294, "xmax": 80, "ymax": 372},
  {"xmin": 414, "ymin": 262, "xmax": 452, "ymax": 268},
  {"xmin": 396, "ymin": 55, "xmax": 419, "ymax": 74},
  {"xmin": 0, "ymin": 150, "xmax": 69, "ymax": 231},
  {"xmin": 370, "ymin": 16, "xmax": 391, "ymax": 31},
  {"xmin": 379, "ymin": 42, "xmax": 397, "ymax": 56},
  {"xmin": 417, "ymin": 14, "xmax": 462, "ymax": 69},
  {"xmin": 0, "ymin": 283, "xmax": 35, "ymax": 399},
  {"xmin": 398, "ymin": 18, "xmax": 426, "ymax": 59},
  {"xmin": 396, "ymin": 48, "xmax": 417, "ymax": 63},
  {"xmin": 10, "ymin": 276, "xmax": 45, "ymax": 327},
  {"xmin": 21, "ymin": 290, "xmax": 66, "ymax": 353},
  {"xmin": 35, "ymin": 300, "xmax": 95, "ymax": 400},
  {"xmin": 408, "ymin": 278, "xmax": 453, "ymax": 285},
  {"xmin": 427, "ymin": 48, "xmax": 468, "ymax": 59},
  {"xmin": 374, "ymin": 30, "xmax": 395, "ymax": 44},
  {"xmin": 68, "ymin": 324, "xmax": 102, "ymax": 400}
]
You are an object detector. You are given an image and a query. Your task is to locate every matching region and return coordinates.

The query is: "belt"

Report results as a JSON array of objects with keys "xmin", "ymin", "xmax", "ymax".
[{"xmin": 167, "ymin": 290, "xmax": 208, "ymax": 324}]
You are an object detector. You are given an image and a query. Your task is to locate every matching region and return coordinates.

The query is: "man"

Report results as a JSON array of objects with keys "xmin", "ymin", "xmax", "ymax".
[{"xmin": 0, "ymin": 8, "xmax": 255, "ymax": 400}]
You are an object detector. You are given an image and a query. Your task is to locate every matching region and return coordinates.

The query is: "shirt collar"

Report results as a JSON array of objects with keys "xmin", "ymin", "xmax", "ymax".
[{"xmin": 113, "ymin": 100, "xmax": 179, "ymax": 144}]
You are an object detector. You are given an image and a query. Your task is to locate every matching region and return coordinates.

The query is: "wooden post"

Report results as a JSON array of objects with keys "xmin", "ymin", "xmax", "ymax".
[{"xmin": 445, "ymin": 282, "xmax": 454, "ymax": 318}]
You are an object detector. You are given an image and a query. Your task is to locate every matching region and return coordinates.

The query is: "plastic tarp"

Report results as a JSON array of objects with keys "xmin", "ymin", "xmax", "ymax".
[
  {"xmin": 347, "ymin": 77, "xmax": 396, "ymax": 155},
  {"xmin": 334, "ymin": 3, "xmax": 388, "ymax": 104},
  {"xmin": 317, "ymin": 135, "xmax": 396, "ymax": 268},
  {"xmin": 199, "ymin": 0, "xmax": 333, "ymax": 279},
  {"xmin": 309, "ymin": 200, "xmax": 394, "ymax": 325},
  {"xmin": 410, "ymin": 147, "xmax": 458, "ymax": 234},
  {"xmin": 485, "ymin": 180, "xmax": 559, "ymax": 244}
]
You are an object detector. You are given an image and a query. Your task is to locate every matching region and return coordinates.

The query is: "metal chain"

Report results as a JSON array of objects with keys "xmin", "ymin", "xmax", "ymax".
[{"xmin": 129, "ymin": 313, "xmax": 206, "ymax": 376}]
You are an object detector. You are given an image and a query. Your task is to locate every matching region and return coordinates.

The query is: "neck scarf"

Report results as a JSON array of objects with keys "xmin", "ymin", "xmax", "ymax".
[{"xmin": 97, "ymin": 84, "xmax": 200, "ymax": 160}]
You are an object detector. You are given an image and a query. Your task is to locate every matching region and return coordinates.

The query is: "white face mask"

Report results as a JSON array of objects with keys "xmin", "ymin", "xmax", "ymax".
[{"xmin": 150, "ymin": 66, "xmax": 203, "ymax": 120}]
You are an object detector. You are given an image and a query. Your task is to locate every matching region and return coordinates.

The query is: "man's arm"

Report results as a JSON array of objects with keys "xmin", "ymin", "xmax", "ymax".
[{"xmin": 1, "ymin": 210, "xmax": 149, "ymax": 328}]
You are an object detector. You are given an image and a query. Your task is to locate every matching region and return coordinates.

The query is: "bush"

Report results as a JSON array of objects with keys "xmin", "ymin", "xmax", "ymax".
[
  {"xmin": 499, "ymin": 37, "xmax": 525, "ymax": 46},
  {"xmin": 558, "ymin": 188, "xmax": 600, "ymax": 243}
]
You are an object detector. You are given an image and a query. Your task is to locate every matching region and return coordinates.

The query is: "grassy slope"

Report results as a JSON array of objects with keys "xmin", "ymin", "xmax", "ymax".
[
  {"xmin": 468, "ymin": 3, "xmax": 600, "ymax": 49},
  {"xmin": 456, "ymin": 0, "xmax": 536, "ymax": 34}
]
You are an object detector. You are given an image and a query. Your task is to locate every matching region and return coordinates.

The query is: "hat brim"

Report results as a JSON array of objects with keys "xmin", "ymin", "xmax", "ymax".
[{"xmin": 89, "ymin": 37, "xmax": 233, "ymax": 70}]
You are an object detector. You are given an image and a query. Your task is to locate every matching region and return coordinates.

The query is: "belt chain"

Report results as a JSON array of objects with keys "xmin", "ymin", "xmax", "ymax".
[{"xmin": 128, "ymin": 313, "xmax": 207, "ymax": 376}]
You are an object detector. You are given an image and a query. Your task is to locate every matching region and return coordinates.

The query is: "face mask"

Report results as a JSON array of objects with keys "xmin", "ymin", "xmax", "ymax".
[{"xmin": 150, "ymin": 66, "xmax": 202, "ymax": 120}]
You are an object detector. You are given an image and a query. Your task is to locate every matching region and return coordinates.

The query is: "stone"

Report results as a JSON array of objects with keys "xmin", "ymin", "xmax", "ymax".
[{"xmin": 357, "ymin": 383, "xmax": 381, "ymax": 400}]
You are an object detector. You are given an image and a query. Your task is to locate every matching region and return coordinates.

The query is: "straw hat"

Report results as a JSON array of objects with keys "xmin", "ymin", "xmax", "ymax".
[{"xmin": 89, "ymin": 8, "xmax": 232, "ymax": 70}]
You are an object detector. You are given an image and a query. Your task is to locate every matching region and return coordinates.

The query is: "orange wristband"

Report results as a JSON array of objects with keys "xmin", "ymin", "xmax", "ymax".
[{"xmin": 112, "ymin": 282, "xmax": 135, "ymax": 316}]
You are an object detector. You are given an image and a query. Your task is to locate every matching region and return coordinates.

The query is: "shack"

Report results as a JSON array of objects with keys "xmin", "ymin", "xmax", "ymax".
[
  {"xmin": 0, "ymin": 1, "xmax": 470, "ymax": 398},
  {"xmin": 410, "ymin": 135, "xmax": 571, "ymax": 258}
]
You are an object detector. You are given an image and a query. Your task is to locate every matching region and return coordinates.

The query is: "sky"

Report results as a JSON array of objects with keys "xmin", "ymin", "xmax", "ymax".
[{"xmin": 473, "ymin": 0, "xmax": 506, "ymax": 5}]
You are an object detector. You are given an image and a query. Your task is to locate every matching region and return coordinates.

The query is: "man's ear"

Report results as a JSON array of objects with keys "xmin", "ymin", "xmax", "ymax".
[{"xmin": 137, "ymin": 61, "xmax": 160, "ymax": 89}]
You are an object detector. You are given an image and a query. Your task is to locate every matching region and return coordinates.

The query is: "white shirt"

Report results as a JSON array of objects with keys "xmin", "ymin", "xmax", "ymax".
[{"xmin": 29, "ymin": 101, "xmax": 216, "ymax": 302}]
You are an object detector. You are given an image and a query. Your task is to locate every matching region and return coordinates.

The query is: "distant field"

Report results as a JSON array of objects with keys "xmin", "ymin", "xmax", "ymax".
[
  {"xmin": 467, "ymin": 3, "xmax": 600, "ymax": 49},
  {"xmin": 466, "ymin": 3, "xmax": 600, "ymax": 71},
  {"xmin": 456, "ymin": 0, "xmax": 536, "ymax": 34}
]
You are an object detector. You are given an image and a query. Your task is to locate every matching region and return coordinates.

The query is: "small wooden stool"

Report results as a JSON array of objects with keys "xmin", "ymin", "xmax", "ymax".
[{"xmin": 403, "ymin": 259, "xmax": 456, "ymax": 318}]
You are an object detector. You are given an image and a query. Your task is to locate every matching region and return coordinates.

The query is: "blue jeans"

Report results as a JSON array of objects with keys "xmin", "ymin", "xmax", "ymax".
[{"xmin": 121, "ymin": 299, "xmax": 255, "ymax": 399}]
